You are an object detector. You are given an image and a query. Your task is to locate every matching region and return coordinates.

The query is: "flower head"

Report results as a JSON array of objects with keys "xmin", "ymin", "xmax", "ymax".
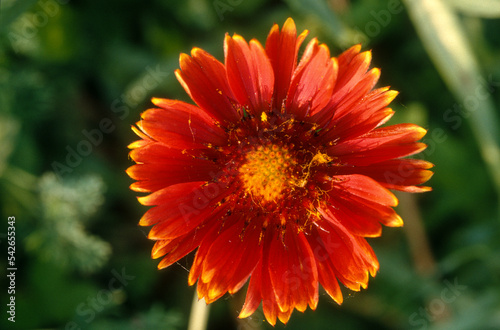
[{"xmin": 127, "ymin": 18, "xmax": 433, "ymax": 325}]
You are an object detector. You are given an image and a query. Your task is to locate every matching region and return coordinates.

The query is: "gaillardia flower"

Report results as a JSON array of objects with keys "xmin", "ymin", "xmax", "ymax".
[{"xmin": 127, "ymin": 18, "xmax": 433, "ymax": 325}]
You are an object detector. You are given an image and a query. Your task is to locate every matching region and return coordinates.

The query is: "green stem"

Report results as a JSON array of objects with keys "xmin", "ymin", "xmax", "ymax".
[{"xmin": 187, "ymin": 291, "xmax": 210, "ymax": 330}]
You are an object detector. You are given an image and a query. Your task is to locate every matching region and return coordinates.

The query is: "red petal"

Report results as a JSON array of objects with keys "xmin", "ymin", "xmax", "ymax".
[
  {"xmin": 328, "ymin": 203, "xmax": 382, "ymax": 237},
  {"xmin": 321, "ymin": 175, "xmax": 403, "ymax": 227},
  {"xmin": 239, "ymin": 259, "xmax": 264, "ymax": 319},
  {"xmin": 137, "ymin": 181, "xmax": 202, "ymax": 222},
  {"xmin": 225, "ymin": 34, "xmax": 274, "ymax": 115},
  {"xmin": 286, "ymin": 38, "xmax": 337, "ymax": 119},
  {"xmin": 321, "ymin": 88, "xmax": 398, "ymax": 143},
  {"xmin": 137, "ymin": 107, "xmax": 224, "ymax": 149},
  {"xmin": 356, "ymin": 123, "xmax": 427, "ymax": 144},
  {"xmin": 154, "ymin": 219, "xmax": 215, "ymax": 269},
  {"xmin": 189, "ymin": 223, "xmax": 224, "ymax": 287},
  {"xmin": 334, "ymin": 158, "xmax": 434, "ymax": 192},
  {"xmin": 147, "ymin": 198, "xmax": 228, "ymax": 240},
  {"xmin": 305, "ymin": 228, "xmax": 343, "ymax": 304},
  {"xmin": 147, "ymin": 98, "xmax": 227, "ymax": 143},
  {"xmin": 331, "ymin": 195, "xmax": 402, "ymax": 230},
  {"xmin": 324, "ymin": 67, "xmax": 381, "ymax": 120},
  {"xmin": 310, "ymin": 68, "xmax": 377, "ymax": 132},
  {"xmin": 137, "ymin": 181, "xmax": 199, "ymax": 205},
  {"xmin": 261, "ymin": 259, "xmax": 279, "ymax": 326},
  {"xmin": 311, "ymin": 45, "xmax": 400, "ymax": 143},
  {"xmin": 332, "ymin": 46, "xmax": 371, "ymax": 103},
  {"xmin": 268, "ymin": 229, "xmax": 318, "ymax": 314},
  {"xmin": 314, "ymin": 213, "xmax": 379, "ymax": 290},
  {"xmin": 329, "ymin": 124, "xmax": 428, "ymax": 165},
  {"xmin": 329, "ymin": 174, "xmax": 398, "ymax": 206},
  {"xmin": 128, "ymin": 126, "xmax": 153, "ymax": 149},
  {"xmin": 175, "ymin": 48, "xmax": 240, "ymax": 124},
  {"xmin": 197, "ymin": 219, "xmax": 262, "ymax": 302},
  {"xmin": 127, "ymin": 161, "xmax": 217, "ymax": 193},
  {"xmin": 277, "ymin": 308, "xmax": 294, "ymax": 324},
  {"xmin": 240, "ymin": 237, "xmax": 279, "ymax": 326},
  {"xmin": 265, "ymin": 17, "xmax": 308, "ymax": 111},
  {"xmin": 129, "ymin": 143, "xmax": 216, "ymax": 167}
]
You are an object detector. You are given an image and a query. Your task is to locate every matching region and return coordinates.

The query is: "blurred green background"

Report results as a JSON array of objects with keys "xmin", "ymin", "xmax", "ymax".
[{"xmin": 1, "ymin": 0, "xmax": 500, "ymax": 329}]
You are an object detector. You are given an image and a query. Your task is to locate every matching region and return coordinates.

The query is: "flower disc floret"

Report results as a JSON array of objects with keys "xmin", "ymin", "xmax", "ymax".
[{"xmin": 239, "ymin": 144, "xmax": 296, "ymax": 203}]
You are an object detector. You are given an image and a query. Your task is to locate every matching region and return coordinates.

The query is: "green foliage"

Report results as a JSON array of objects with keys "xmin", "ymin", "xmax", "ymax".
[
  {"xmin": 90, "ymin": 304, "xmax": 185, "ymax": 330},
  {"xmin": 26, "ymin": 173, "xmax": 111, "ymax": 273},
  {"xmin": 0, "ymin": 115, "xmax": 20, "ymax": 176}
]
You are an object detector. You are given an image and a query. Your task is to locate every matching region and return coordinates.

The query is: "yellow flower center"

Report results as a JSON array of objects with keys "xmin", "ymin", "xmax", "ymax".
[{"xmin": 239, "ymin": 144, "xmax": 296, "ymax": 203}]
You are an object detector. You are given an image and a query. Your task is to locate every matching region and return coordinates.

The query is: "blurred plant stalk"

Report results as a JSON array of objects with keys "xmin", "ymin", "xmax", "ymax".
[
  {"xmin": 187, "ymin": 292, "xmax": 210, "ymax": 330},
  {"xmin": 403, "ymin": 0, "xmax": 500, "ymax": 218}
]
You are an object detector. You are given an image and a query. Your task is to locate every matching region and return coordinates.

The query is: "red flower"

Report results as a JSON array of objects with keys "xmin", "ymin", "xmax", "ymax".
[{"xmin": 127, "ymin": 18, "xmax": 433, "ymax": 325}]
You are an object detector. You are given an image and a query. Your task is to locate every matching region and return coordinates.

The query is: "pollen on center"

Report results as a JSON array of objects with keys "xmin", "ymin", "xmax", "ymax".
[{"xmin": 239, "ymin": 144, "xmax": 296, "ymax": 203}]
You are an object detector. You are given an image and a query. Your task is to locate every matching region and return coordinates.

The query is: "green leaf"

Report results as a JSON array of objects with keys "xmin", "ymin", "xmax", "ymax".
[
  {"xmin": 446, "ymin": 0, "xmax": 500, "ymax": 18},
  {"xmin": 285, "ymin": 0, "xmax": 358, "ymax": 48},
  {"xmin": 0, "ymin": 0, "xmax": 39, "ymax": 32},
  {"xmin": 0, "ymin": 115, "xmax": 19, "ymax": 177},
  {"xmin": 26, "ymin": 173, "xmax": 111, "ymax": 273},
  {"xmin": 403, "ymin": 0, "xmax": 500, "ymax": 216}
]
